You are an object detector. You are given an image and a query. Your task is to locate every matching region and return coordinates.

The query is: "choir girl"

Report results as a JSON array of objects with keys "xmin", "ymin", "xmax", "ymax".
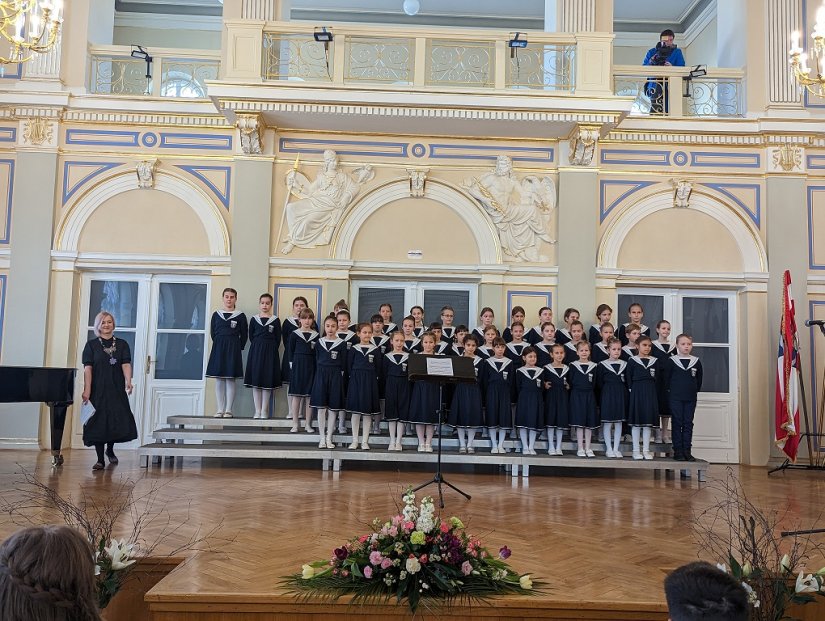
[
  {"xmin": 478, "ymin": 325, "xmax": 498, "ymax": 360},
  {"xmin": 663, "ymin": 334, "xmax": 703, "ymax": 461},
  {"xmin": 451, "ymin": 325, "xmax": 468, "ymax": 356},
  {"xmin": 555, "ymin": 308, "xmax": 580, "ymax": 345},
  {"xmin": 410, "ymin": 305, "xmax": 426, "ymax": 337},
  {"xmin": 336, "ymin": 310, "xmax": 358, "ymax": 347},
  {"xmin": 543, "ymin": 343, "xmax": 569, "ymax": 455},
  {"xmin": 406, "ymin": 332, "xmax": 441, "ymax": 452},
  {"xmin": 401, "ymin": 315, "xmax": 421, "ymax": 353},
  {"xmin": 280, "ymin": 296, "xmax": 308, "ymax": 387},
  {"xmin": 206, "ymin": 288, "xmax": 248, "ymax": 418},
  {"xmin": 618, "ymin": 302, "xmax": 650, "ymax": 345},
  {"xmin": 503, "ymin": 305, "xmax": 525, "ymax": 343},
  {"xmin": 440, "ymin": 306, "xmax": 456, "ymax": 344},
  {"xmin": 651, "ymin": 320, "xmax": 676, "ymax": 442},
  {"xmin": 595, "ymin": 338, "xmax": 628, "ymax": 458},
  {"xmin": 243, "ymin": 293, "xmax": 281, "ymax": 419},
  {"xmin": 505, "ymin": 322, "xmax": 529, "ymax": 367},
  {"xmin": 379, "ymin": 303, "xmax": 397, "ymax": 334},
  {"xmin": 526, "ymin": 306, "xmax": 553, "ymax": 345},
  {"xmin": 473, "ymin": 307, "xmax": 496, "ymax": 343},
  {"xmin": 346, "ymin": 323, "xmax": 381, "ymax": 450},
  {"xmin": 533, "ymin": 322, "xmax": 556, "ymax": 367},
  {"xmin": 626, "ymin": 335, "xmax": 659, "ymax": 460},
  {"xmin": 589, "ymin": 304, "xmax": 613, "ymax": 345},
  {"xmin": 287, "ymin": 308, "xmax": 318, "ymax": 432},
  {"xmin": 591, "ymin": 323, "xmax": 616, "ymax": 363},
  {"xmin": 310, "ymin": 314, "xmax": 347, "ymax": 448},
  {"xmin": 430, "ymin": 322, "xmax": 451, "ymax": 355},
  {"xmin": 621, "ymin": 323, "xmax": 642, "ymax": 360},
  {"xmin": 370, "ymin": 314, "xmax": 391, "ymax": 355},
  {"xmin": 514, "ymin": 346, "xmax": 544, "ymax": 455},
  {"xmin": 448, "ymin": 334, "xmax": 484, "ymax": 453},
  {"xmin": 568, "ymin": 341, "xmax": 598, "ymax": 457},
  {"xmin": 563, "ymin": 320, "xmax": 586, "ymax": 364},
  {"xmin": 483, "ymin": 337, "xmax": 514, "ymax": 453},
  {"xmin": 382, "ymin": 331, "xmax": 411, "ymax": 451}
]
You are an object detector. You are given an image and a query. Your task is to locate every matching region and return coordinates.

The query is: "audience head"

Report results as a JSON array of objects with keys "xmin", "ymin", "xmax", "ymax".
[{"xmin": 664, "ymin": 561, "xmax": 748, "ymax": 621}]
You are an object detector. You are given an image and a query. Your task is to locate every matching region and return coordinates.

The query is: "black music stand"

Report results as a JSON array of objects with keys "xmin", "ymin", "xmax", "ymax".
[{"xmin": 407, "ymin": 354, "xmax": 476, "ymax": 508}]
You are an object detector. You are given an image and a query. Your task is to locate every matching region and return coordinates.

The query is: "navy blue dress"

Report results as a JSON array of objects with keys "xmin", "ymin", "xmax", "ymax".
[
  {"xmin": 346, "ymin": 344, "xmax": 380, "ymax": 416},
  {"xmin": 514, "ymin": 367, "xmax": 545, "ymax": 430},
  {"xmin": 406, "ymin": 373, "xmax": 441, "ymax": 425},
  {"xmin": 310, "ymin": 337, "xmax": 347, "ymax": 410},
  {"xmin": 280, "ymin": 317, "xmax": 300, "ymax": 384},
  {"xmin": 244, "ymin": 315, "xmax": 282, "ymax": 389},
  {"xmin": 617, "ymin": 323, "xmax": 651, "ymax": 346},
  {"xmin": 595, "ymin": 360, "xmax": 628, "ymax": 423},
  {"xmin": 590, "ymin": 342, "xmax": 610, "ymax": 364},
  {"xmin": 371, "ymin": 334, "xmax": 391, "ymax": 356},
  {"xmin": 287, "ymin": 330, "xmax": 318, "ymax": 397},
  {"xmin": 555, "ymin": 328, "xmax": 572, "ymax": 346},
  {"xmin": 206, "ymin": 311, "xmax": 248, "ymax": 378},
  {"xmin": 543, "ymin": 364, "xmax": 570, "ymax": 428},
  {"xmin": 383, "ymin": 322, "xmax": 398, "ymax": 335},
  {"xmin": 588, "ymin": 324, "xmax": 603, "ymax": 345},
  {"xmin": 441, "ymin": 327, "xmax": 456, "ymax": 345},
  {"xmin": 382, "ymin": 353, "xmax": 411, "ymax": 422},
  {"xmin": 626, "ymin": 356, "xmax": 659, "ymax": 427},
  {"xmin": 568, "ymin": 361, "xmax": 599, "ymax": 429},
  {"xmin": 651, "ymin": 342, "xmax": 677, "ymax": 417},
  {"xmin": 404, "ymin": 338, "xmax": 422, "ymax": 354},
  {"xmin": 505, "ymin": 342, "xmax": 528, "ymax": 369},
  {"xmin": 477, "ymin": 345, "xmax": 494, "ymax": 361},
  {"xmin": 620, "ymin": 345, "xmax": 638, "ymax": 362},
  {"xmin": 482, "ymin": 357, "xmax": 514, "ymax": 429},
  {"xmin": 533, "ymin": 343, "xmax": 554, "ymax": 368},
  {"xmin": 448, "ymin": 356, "xmax": 484, "ymax": 428},
  {"xmin": 563, "ymin": 341, "xmax": 581, "ymax": 365},
  {"xmin": 524, "ymin": 325, "xmax": 543, "ymax": 345}
]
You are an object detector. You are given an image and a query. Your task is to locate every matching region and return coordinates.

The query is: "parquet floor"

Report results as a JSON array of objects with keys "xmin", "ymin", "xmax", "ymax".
[{"xmin": 1, "ymin": 449, "xmax": 824, "ymax": 611}]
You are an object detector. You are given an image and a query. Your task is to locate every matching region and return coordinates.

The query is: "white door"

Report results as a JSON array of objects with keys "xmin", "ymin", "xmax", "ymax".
[
  {"xmin": 618, "ymin": 288, "xmax": 738, "ymax": 463},
  {"xmin": 76, "ymin": 274, "xmax": 208, "ymax": 447},
  {"xmin": 352, "ymin": 281, "xmax": 477, "ymax": 328}
]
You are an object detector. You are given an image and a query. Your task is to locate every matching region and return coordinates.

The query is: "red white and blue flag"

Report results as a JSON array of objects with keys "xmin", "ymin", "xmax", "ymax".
[{"xmin": 775, "ymin": 270, "xmax": 801, "ymax": 462}]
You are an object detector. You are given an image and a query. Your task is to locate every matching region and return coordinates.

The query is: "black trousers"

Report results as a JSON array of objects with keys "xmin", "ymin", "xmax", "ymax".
[{"xmin": 669, "ymin": 398, "xmax": 697, "ymax": 454}]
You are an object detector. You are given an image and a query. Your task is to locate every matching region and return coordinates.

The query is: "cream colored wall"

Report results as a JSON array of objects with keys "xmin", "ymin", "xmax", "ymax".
[
  {"xmin": 615, "ymin": 208, "xmax": 744, "ymax": 271},
  {"xmin": 685, "ymin": 17, "xmax": 717, "ymax": 66},
  {"xmin": 113, "ymin": 26, "xmax": 221, "ymax": 50},
  {"xmin": 77, "ymin": 190, "xmax": 211, "ymax": 255},
  {"xmin": 613, "ymin": 45, "xmax": 649, "ymax": 65}
]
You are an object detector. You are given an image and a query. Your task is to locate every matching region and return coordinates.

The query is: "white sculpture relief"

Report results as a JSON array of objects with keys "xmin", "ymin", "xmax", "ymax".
[
  {"xmin": 136, "ymin": 159, "xmax": 158, "ymax": 189},
  {"xmin": 407, "ymin": 168, "xmax": 429, "ymax": 198},
  {"xmin": 772, "ymin": 144, "xmax": 803, "ymax": 172},
  {"xmin": 568, "ymin": 125, "xmax": 599, "ymax": 166},
  {"xmin": 236, "ymin": 114, "xmax": 263, "ymax": 155},
  {"xmin": 672, "ymin": 179, "xmax": 693, "ymax": 208},
  {"xmin": 462, "ymin": 155, "xmax": 557, "ymax": 263},
  {"xmin": 281, "ymin": 150, "xmax": 374, "ymax": 254}
]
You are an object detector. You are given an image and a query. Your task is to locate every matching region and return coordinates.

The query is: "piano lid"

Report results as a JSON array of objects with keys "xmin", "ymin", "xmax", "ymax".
[{"xmin": 0, "ymin": 366, "xmax": 77, "ymax": 404}]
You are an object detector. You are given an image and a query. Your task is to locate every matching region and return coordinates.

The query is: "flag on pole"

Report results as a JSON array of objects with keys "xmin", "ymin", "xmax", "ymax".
[{"xmin": 775, "ymin": 270, "xmax": 801, "ymax": 462}]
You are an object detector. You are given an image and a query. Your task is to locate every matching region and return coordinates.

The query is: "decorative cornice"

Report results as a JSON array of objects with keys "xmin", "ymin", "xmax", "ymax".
[
  {"xmin": 62, "ymin": 110, "xmax": 231, "ymax": 128},
  {"xmin": 604, "ymin": 130, "xmax": 765, "ymax": 146}
]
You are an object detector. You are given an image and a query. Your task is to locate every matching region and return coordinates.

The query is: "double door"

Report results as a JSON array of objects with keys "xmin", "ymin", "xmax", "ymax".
[
  {"xmin": 75, "ymin": 274, "xmax": 210, "ymax": 447},
  {"xmin": 352, "ymin": 281, "xmax": 477, "ymax": 330}
]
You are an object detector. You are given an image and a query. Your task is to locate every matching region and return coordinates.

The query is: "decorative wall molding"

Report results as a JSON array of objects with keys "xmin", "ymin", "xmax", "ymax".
[
  {"xmin": 505, "ymin": 290, "xmax": 552, "ymax": 322},
  {"xmin": 599, "ymin": 180, "xmax": 656, "ymax": 222},
  {"xmin": 0, "ymin": 273, "xmax": 6, "ymax": 356},
  {"xmin": 65, "ymin": 128, "xmax": 233, "ymax": 151},
  {"xmin": 175, "ymin": 165, "xmax": 232, "ymax": 210},
  {"xmin": 62, "ymin": 161, "xmax": 123, "ymax": 205},
  {"xmin": 807, "ymin": 186, "xmax": 825, "ymax": 270},
  {"xmin": 0, "ymin": 159, "xmax": 13, "ymax": 245},
  {"xmin": 62, "ymin": 110, "xmax": 231, "ymax": 127},
  {"xmin": 702, "ymin": 183, "xmax": 761, "ymax": 227}
]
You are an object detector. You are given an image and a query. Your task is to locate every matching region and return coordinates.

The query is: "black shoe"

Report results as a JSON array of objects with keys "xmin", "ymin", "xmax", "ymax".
[
  {"xmin": 92, "ymin": 461, "xmax": 105, "ymax": 471},
  {"xmin": 686, "ymin": 453, "xmax": 697, "ymax": 462},
  {"xmin": 105, "ymin": 450, "xmax": 118, "ymax": 465},
  {"xmin": 674, "ymin": 452, "xmax": 686, "ymax": 461}
]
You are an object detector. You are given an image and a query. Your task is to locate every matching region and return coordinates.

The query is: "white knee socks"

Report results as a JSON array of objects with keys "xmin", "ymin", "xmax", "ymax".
[
  {"xmin": 497, "ymin": 428, "xmax": 508, "ymax": 451},
  {"xmin": 215, "ymin": 378, "xmax": 227, "ymax": 413},
  {"xmin": 528, "ymin": 430, "xmax": 537, "ymax": 453},
  {"xmin": 642, "ymin": 427, "xmax": 652, "ymax": 455},
  {"xmin": 252, "ymin": 388, "xmax": 263, "ymax": 417},
  {"xmin": 457, "ymin": 428, "xmax": 467, "ymax": 449},
  {"xmin": 602, "ymin": 422, "xmax": 614, "ymax": 454},
  {"xmin": 338, "ymin": 411, "xmax": 346, "ymax": 434},
  {"xmin": 519, "ymin": 428, "xmax": 529, "ymax": 453},
  {"xmin": 289, "ymin": 396, "xmax": 304, "ymax": 430},
  {"xmin": 261, "ymin": 389, "xmax": 272, "ymax": 418},
  {"xmin": 350, "ymin": 414, "xmax": 362, "ymax": 448},
  {"xmin": 224, "ymin": 380, "xmax": 236, "ymax": 414},
  {"xmin": 466, "ymin": 428, "xmax": 477, "ymax": 450},
  {"xmin": 632, "ymin": 426, "xmax": 641, "ymax": 456},
  {"xmin": 325, "ymin": 410, "xmax": 337, "ymax": 446},
  {"xmin": 317, "ymin": 408, "xmax": 327, "ymax": 447}
]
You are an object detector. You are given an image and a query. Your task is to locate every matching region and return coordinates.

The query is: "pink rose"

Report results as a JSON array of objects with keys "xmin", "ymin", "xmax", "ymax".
[
  {"xmin": 389, "ymin": 526, "xmax": 398, "ymax": 537},
  {"xmin": 381, "ymin": 558, "xmax": 393, "ymax": 570},
  {"xmin": 363, "ymin": 566, "xmax": 373, "ymax": 579},
  {"xmin": 369, "ymin": 551, "xmax": 383, "ymax": 566},
  {"xmin": 358, "ymin": 535, "xmax": 369, "ymax": 543},
  {"xmin": 461, "ymin": 560, "xmax": 472, "ymax": 576},
  {"xmin": 404, "ymin": 521, "xmax": 415, "ymax": 531},
  {"xmin": 420, "ymin": 554, "xmax": 428, "ymax": 564},
  {"xmin": 342, "ymin": 570, "xmax": 349, "ymax": 578},
  {"xmin": 440, "ymin": 522, "xmax": 450, "ymax": 533}
]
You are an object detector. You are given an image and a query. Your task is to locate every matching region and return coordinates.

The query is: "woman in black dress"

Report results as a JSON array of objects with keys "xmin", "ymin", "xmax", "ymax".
[{"xmin": 81, "ymin": 311, "xmax": 138, "ymax": 471}]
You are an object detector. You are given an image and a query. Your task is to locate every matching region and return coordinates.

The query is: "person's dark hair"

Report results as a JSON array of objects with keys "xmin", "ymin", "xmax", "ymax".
[
  {"xmin": 660, "ymin": 29, "xmax": 675, "ymax": 39},
  {"xmin": 222, "ymin": 287, "xmax": 237, "ymax": 297},
  {"xmin": 429, "ymin": 321, "xmax": 442, "ymax": 330},
  {"xmin": 259, "ymin": 293, "xmax": 273, "ymax": 303},
  {"xmin": 463, "ymin": 334, "xmax": 480, "ymax": 346},
  {"xmin": 370, "ymin": 314, "xmax": 383, "ymax": 324},
  {"xmin": 664, "ymin": 561, "xmax": 748, "ymax": 621},
  {"xmin": 0, "ymin": 525, "xmax": 102, "ymax": 621}
]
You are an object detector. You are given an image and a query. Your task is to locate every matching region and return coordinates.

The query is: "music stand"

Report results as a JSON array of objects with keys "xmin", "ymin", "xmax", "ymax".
[{"xmin": 407, "ymin": 354, "xmax": 476, "ymax": 508}]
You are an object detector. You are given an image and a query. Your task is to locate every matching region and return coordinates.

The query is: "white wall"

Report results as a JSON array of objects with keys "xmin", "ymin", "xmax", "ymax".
[
  {"xmin": 685, "ymin": 17, "xmax": 717, "ymax": 67},
  {"xmin": 113, "ymin": 26, "xmax": 221, "ymax": 50}
]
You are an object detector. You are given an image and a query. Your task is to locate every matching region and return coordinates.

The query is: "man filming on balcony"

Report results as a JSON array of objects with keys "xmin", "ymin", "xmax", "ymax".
[{"xmin": 643, "ymin": 29, "xmax": 685, "ymax": 114}]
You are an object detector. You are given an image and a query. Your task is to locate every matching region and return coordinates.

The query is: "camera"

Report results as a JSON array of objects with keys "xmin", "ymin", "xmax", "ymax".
[{"xmin": 649, "ymin": 41, "xmax": 676, "ymax": 66}]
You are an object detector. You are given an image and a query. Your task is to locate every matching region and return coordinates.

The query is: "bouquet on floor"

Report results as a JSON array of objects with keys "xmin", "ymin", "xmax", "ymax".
[{"xmin": 283, "ymin": 489, "xmax": 543, "ymax": 613}]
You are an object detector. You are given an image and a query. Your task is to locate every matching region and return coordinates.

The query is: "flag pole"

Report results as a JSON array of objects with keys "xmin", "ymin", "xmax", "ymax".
[{"xmin": 794, "ymin": 332, "xmax": 816, "ymax": 467}]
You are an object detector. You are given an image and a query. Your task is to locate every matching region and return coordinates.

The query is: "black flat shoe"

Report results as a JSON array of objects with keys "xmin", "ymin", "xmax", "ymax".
[
  {"xmin": 674, "ymin": 453, "xmax": 686, "ymax": 461},
  {"xmin": 92, "ymin": 462, "xmax": 105, "ymax": 471},
  {"xmin": 105, "ymin": 451, "xmax": 118, "ymax": 465},
  {"xmin": 686, "ymin": 453, "xmax": 697, "ymax": 462}
]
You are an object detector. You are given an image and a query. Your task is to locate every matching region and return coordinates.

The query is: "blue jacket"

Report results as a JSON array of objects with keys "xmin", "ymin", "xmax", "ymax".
[{"xmin": 643, "ymin": 45, "xmax": 685, "ymax": 67}]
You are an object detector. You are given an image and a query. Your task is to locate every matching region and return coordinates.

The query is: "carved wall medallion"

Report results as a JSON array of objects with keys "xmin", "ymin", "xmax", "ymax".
[{"xmin": 22, "ymin": 117, "xmax": 54, "ymax": 146}]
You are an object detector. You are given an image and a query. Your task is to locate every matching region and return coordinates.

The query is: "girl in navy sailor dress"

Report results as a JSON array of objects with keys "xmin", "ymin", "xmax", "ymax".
[
  {"xmin": 447, "ymin": 335, "xmax": 484, "ymax": 453},
  {"xmin": 482, "ymin": 338, "xmax": 514, "ymax": 454},
  {"xmin": 617, "ymin": 302, "xmax": 650, "ymax": 346},
  {"xmin": 383, "ymin": 331, "xmax": 411, "ymax": 452},
  {"xmin": 589, "ymin": 303, "xmax": 614, "ymax": 345},
  {"xmin": 346, "ymin": 324, "xmax": 381, "ymax": 450},
  {"xmin": 287, "ymin": 309, "xmax": 318, "ymax": 433},
  {"xmin": 568, "ymin": 341, "xmax": 599, "ymax": 458},
  {"xmin": 651, "ymin": 319, "xmax": 676, "ymax": 443},
  {"xmin": 311, "ymin": 315, "xmax": 348, "ymax": 449},
  {"xmin": 405, "ymin": 333, "xmax": 441, "ymax": 452},
  {"xmin": 590, "ymin": 323, "xmax": 616, "ymax": 364},
  {"xmin": 243, "ymin": 293, "xmax": 282, "ymax": 420},
  {"xmin": 543, "ymin": 343, "xmax": 570, "ymax": 455},
  {"xmin": 206, "ymin": 288, "xmax": 248, "ymax": 418},
  {"xmin": 280, "ymin": 296, "xmax": 309, "ymax": 386},
  {"xmin": 514, "ymin": 347, "xmax": 545, "ymax": 455},
  {"xmin": 471, "ymin": 307, "xmax": 496, "ymax": 344},
  {"xmin": 626, "ymin": 336, "xmax": 659, "ymax": 460},
  {"xmin": 533, "ymin": 323, "xmax": 556, "ymax": 367},
  {"xmin": 410, "ymin": 305, "xmax": 426, "ymax": 338},
  {"xmin": 555, "ymin": 307, "xmax": 580, "ymax": 346},
  {"xmin": 595, "ymin": 338, "xmax": 628, "ymax": 459}
]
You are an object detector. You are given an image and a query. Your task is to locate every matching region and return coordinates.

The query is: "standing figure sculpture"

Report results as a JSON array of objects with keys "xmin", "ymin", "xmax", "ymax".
[
  {"xmin": 281, "ymin": 150, "xmax": 374, "ymax": 254},
  {"xmin": 463, "ymin": 155, "xmax": 557, "ymax": 262}
]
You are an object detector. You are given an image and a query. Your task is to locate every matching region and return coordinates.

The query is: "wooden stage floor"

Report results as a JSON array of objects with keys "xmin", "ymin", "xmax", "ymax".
[{"xmin": 1, "ymin": 449, "xmax": 824, "ymax": 619}]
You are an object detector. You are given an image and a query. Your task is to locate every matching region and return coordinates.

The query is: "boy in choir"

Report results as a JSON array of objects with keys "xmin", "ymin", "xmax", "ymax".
[
  {"xmin": 448, "ymin": 334, "xmax": 484, "ymax": 454},
  {"xmin": 503, "ymin": 305, "xmax": 526, "ymax": 343},
  {"xmin": 243, "ymin": 293, "xmax": 281, "ymax": 420},
  {"xmin": 663, "ymin": 334, "xmax": 703, "ymax": 462},
  {"xmin": 533, "ymin": 322, "xmax": 557, "ymax": 367},
  {"xmin": 206, "ymin": 288, "xmax": 248, "ymax": 419},
  {"xmin": 287, "ymin": 308, "xmax": 319, "ymax": 433},
  {"xmin": 379, "ymin": 303, "xmax": 397, "ymax": 334},
  {"xmin": 336, "ymin": 310, "xmax": 358, "ymax": 348},
  {"xmin": 280, "ymin": 295, "xmax": 308, "ymax": 390},
  {"xmin": 651, "ymin": 319, "xmax": 676, "ymax": 443},
  {"xmin": 618, "ymin": 302, "xmax": 651, "ymax": 345},
  {"xmin": 483, "ymin": 337, "xmax": 515, "ymax": 454},
  {"xmin": 563, "ymin": 320, "xmax": 586, "ymax": 364},
  {"xmin": 621, "ymin": 323, "xmax": 642, "ymax": 361},
  {"xmin": 310, "ymin": 314, "xmax": 348, "ymax": 448},
  {"xmin": 346, "ymin": 323, "xmax": 381, "ymax": 451},
  {"xmin": 383, "ymin": 331, "xmax": 411, "ymax": 451},
  {"xmin": 543, "ymin": 343, "xmax": 569, "ymax": 455},
  {"xmin": 514, "ymin": 346, "xmax": 544, "ymax": 455},
  {"xmin": 526, "ymin": 306, "xmax": 553, "ymax": 345},
  {"xmin": 556, "ymin": 308, "xmax": 580, "ymax": 345},
  {"xmin": 505, "ymin": 322, "xmax": 529, "ymax": 367},
  {"xmin": 440, "ymin": 306, "xmax": 457, "ymax": 344},
  {"xmin": 589, "ymin": 304, "xmax": 613, "ymax": 345},
  {"xmin": 595, "ymin": 338, "xmax": 628, "ymax": 458},
  {"xmin": 626, "ymin": 335, "xmax": 659, "ymax": 460},
  {"xmin": 591, "ymin": 322, "xmax": 615, "ymax": 363},
  {"xmin": 568, "ymin": 341, "xmax": 598, "ymax": 458}
]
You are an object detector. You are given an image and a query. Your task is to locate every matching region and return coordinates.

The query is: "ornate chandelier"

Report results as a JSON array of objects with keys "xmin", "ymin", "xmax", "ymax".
[{"xmin": 0, "ymin": 0, "xmax": 63, "ymax": 65}]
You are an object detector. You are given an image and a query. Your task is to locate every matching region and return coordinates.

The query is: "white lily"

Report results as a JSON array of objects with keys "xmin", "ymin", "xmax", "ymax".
[
  {"xmin": 104, "ymin": 539, "xmax": 136, "ymax": 571},
  {"xmin": 519, "ymin": 574, "xmax": 533, "ymax": 590},
  {"xmin": 780, "ymin": 554, "xmax": 791, "ymax": 573},
  {"xmin": 742, "ymin": 561, "xmax": 752, "ymax": 577},
  {"xmin": 301, "ymin": 564, "xmax": 315, "ymax": 579},
  {"xmin": 795, "ymin": 571, "xmax": 820, "ymax": 593}
]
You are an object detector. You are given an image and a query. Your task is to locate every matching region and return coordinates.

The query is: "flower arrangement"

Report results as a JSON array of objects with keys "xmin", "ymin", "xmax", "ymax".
[
  {"xmin": 692, "ymin": 468, "xmax": 825, "ymax": 620},
  {"xmin": 283, "ymin": 489, "xmax": 543, "ymax": 614},
  {"xmin": 95, "ymin": 537, "xmax": 138, "ymax": 609}
]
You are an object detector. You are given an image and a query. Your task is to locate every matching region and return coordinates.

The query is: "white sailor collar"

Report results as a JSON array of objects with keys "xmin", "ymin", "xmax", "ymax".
[
  {"xmin": 355, "ymin": 343, "xmax": 378, "ymax": 355},
  {"xmin": 451, "ymin": 344, "xmax": 464, "ymax": 355},
  {"xmin": 595, "ymin": 342, "xmax": 609, "ymax": 354},
  {"xmin": 622, "ymin": 345, "xmax": 638, "ymax": 356},
  {"xmin": 296, "ymin": 329, "xmax": 319, "ymax": 341},
  {"xmin": 217, "ymin": 310, "xmax": 243, "ymax": 320},
  {"xmin": 534, "ymin": 342, "xmax": 554, "ymax": 353},
  {"xmin": 571, "ymin": 361, "xmax": 597, "ymax": 374},
  {"xmin": 630, "ymin": 355, "xmax": 656, "ymax": 368},
  {"xmin": 591, "ymin": 323, "xmax": 602, "ymax": 332},
  {"xmin": 413, "ymin": 326, "xmax": 425, "ymax": 337},
  {"xmin": 435, "ymin": 341, "xmax": 450, "ymax": 352},
  {"xmin": 506, "ymin": 342, "xmax": 528, "ymax": 353},
  {"xmin": 485, "ymin": 357, "xmax": 512, "ymax": 370},
  {"xmin": 672, "ymin": 355, "xmax": 700, "ymax": 370},
  {"xmin": 622, "ymin": 323, "xmax": 649, "ymax": 333},
  {"xmin": 338, "ymin": 331, "xmax": 357, "ymax": 341},
  {"xmin": 518, "ymin": 366, "xmax": 543, "ymax": 379},
  {"xmin": 600, "ymin": 359, "xmax": 627, "ymax": 374},
  {"xmin": 442, "ymin": 326, "xmax": 456, "ymax": 336},
  {"xmin": 372, "ymin": 334, "xmax": 390, "ymax": 345},
  {"xmin": 405, "ymin": 337, "xmax": 421, "ymax": 348},
  {"xmin": 530, "ymin": 325, "xmax": 544, "ymax": 336},
  {"xmin": 558, "ymin": 328, "xmax": 572, "ymax": 338},
  {"xmin": 383, "ymin": 323, "xmax": 397, "ymax": 334},
  {"xmin": 285, "ymin": 316, "xmax": 300, "ymax": 327},
  {"xmin": 387, "ymin": 352, "xmax": 409, "ymax": 364},
  {"xmin": 319, "ymin": 337, "xmax": 344, "ymax": 350},
  {"xmin": 653, "ymin": 341, "xmax": 676, "ymax": 354},
  {"xmin": 253, "ymin": 314, "xmax": 279, "ymax": 326},
  {"xmin": 544, "ymin": 363, "xmax": 569, "ymax": 377},
  {"xmin": 564, "ymin": 341, "xmax": 579, "ymax": 350}
]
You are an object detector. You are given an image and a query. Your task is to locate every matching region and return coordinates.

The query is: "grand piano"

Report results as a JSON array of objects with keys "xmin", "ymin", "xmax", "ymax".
[{"xmin": 0, "ymin": 366, "xmax": 76, "ymax": 466}]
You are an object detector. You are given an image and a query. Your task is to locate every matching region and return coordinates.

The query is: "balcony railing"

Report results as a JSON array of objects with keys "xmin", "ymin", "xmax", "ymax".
[
  {"xmin": 88, "ymin": 46, "xmax": 220, "ymax": 98},
  {"xmin": 613, "ymin": 65, "xmax": 744, "ymax": 118},
  {"xmin": 260, "ymin": 27, "xmax": 577, "ymax": 93}
]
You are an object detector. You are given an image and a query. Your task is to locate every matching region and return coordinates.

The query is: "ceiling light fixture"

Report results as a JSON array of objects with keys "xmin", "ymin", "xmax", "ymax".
[{"xmin": 402, "ymin": 0, "xmax": 420, "ymax": 17}]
